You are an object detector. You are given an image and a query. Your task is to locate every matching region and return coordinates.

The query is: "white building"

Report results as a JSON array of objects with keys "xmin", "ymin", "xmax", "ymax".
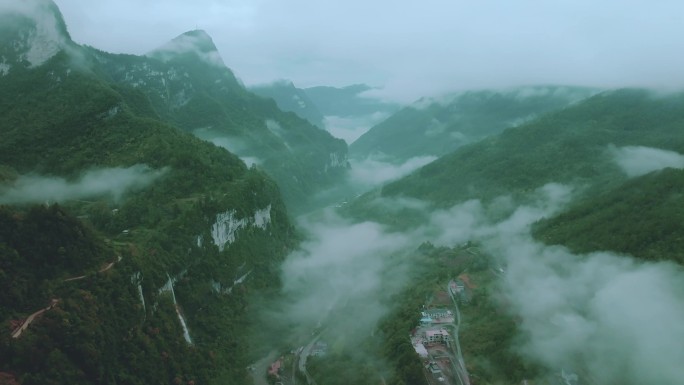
[{"xmin": 425, "ymin": 328, "xmax": 450, "ymax": 344}]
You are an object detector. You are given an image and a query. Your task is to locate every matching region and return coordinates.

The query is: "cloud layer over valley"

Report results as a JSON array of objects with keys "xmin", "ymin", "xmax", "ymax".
[
  {"xmin": 348, "ymin": 154, "xmax": 437, "ymax": 190},
  {"xmin": 269, "ymin": 178, "xmax": 684, "ymax": 383},
  {"xmin": 428, "ymin": 184, "xmax": 684, "ymax": 384}
]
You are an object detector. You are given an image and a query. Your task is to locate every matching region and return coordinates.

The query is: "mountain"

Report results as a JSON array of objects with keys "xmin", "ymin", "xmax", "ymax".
[
  {"xmin": 377, "ymin": 89, "xmax": 684, "ymax": 208},
  {"xmin": 250, "ymin": 80, "xmax": 326, "ymax": 128},
  {"xmin": 0, "ymin": 2, "xmax": 297, "ymax": 383},
  {"xmin": 350, "ymin": 86, "xmax": 598, "ymax": 161},
  {"xmin": 304, "ymin": 84, "xmax": 400, "ymax": 118},
  {"xmin": 533, "ymin": 167, "xmax": 684, "ymax": 264},
  {"xmin": 300, "ymin": 84, "xmax": 401, "ymax": 144},
  {"xmin": 86, "ymin": 30, "xmax": 348, "ymax": 214},
  {"xmin": 0, "ymin": 0, "xmax": 73, "ymax": 71}
]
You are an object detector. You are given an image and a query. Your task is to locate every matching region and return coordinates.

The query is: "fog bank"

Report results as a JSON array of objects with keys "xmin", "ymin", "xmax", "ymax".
[
  {"xmin": 0, "ymin": 165, "xmax": 168, "ymax": 204},
  {"xmin": 610, "ymin": 145, "xmax": 684, "ymax": 177}
]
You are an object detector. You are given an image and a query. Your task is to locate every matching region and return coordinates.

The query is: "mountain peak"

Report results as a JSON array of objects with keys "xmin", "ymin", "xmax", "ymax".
[
  {"xmin": 0, "ymin": 0, "xmax": 71, "ymax": 68},
  {"xmin": 148, "ymin": 29, "xmax": 225, "ymax": 68},
  {"xmin": 178, "ymin": 30, "xmax": 215, "ymax": 50}
]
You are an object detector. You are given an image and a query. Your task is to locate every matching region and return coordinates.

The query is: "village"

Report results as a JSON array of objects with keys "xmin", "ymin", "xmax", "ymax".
[
  {"xmin": 254, "ymin": 250, "xmax": 482, "ymax": 385},
  {"xmin": 410, "ymin": 274, "xmax": 475, "ymax": 385}
]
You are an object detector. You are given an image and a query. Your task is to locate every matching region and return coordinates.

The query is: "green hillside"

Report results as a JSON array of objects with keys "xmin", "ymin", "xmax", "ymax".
[
  {"xmin": 0, "ymin": 6, "xmax": 297, "ymax": 384},
  {"xmin": 87, "ymin": 31, "xmax": 348, "ymax": 214},
  {"xmin": 533, "ymin": 168, "xmax": 684, "ymax": 264},
  {"xmin": 350, "ymin": 86, "xmax": 597, "ymax": 161},
  {"xmin": 379, "ymin": 89, "xmax": 684, "ymax": 207}
]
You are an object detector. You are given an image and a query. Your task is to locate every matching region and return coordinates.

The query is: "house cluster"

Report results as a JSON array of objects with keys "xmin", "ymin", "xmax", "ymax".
[
  {"xmin": 425, "ymin": 328, "xmax": 451, "ymax": 345},
  {"xmin": 413, "ymin": 340, "xmax": 429, "ymax": 358},
  {"xmin": 420, "ymin": 308, "xmax": 454, "ymax": 325},
  {"xmin": 425, "ymin": 361, "xmax": 442, "ymax": 376}
]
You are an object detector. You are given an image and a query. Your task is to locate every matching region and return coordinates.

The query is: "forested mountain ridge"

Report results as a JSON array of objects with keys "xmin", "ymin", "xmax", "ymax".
[
  {"xmin": 85, "ymin": 30, "xmax": 348, "ymax": 214},
  {"xmin": 0, "ymin": 2, "xmax": 297, "ymax": 383},
  {"xmin": 533, "ymin": 167, "xmax": 684, "ymax": 264},
  {"xmin": 350, "ymin": 86, "xmax": 598, "ymax": 161},
  {"xmin": 379, "ymin": 89, "xmax": 684, "ymax": 207}
]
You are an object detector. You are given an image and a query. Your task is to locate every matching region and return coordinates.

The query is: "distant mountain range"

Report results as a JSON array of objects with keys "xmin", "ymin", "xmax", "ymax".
[
  {"xmin": 250, "ymin": 80, "xmax": 327, "ymax": 128},
  {"xmin": 303, "ymin": 84, "xmax": 400, "ymax": 118},
  {"xmin": 348, "ymin": 88, "xmax": 684, "ymax": 266},
  {"xmin": 251, "ymin": 81, "xmax": 401, "ymax": 144},
  {"xmin": 379, "ymin": 89, "xmax": 684, "ymax": 206},
  {"xmin": 350, "ymin": 86, "xmax": 598, "ymax": 161}
]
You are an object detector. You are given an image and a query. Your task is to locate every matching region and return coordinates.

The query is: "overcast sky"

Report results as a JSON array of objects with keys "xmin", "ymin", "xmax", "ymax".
[{"xmin": 54, "ymin": 0, "xmax": 684, "ymax": 102}]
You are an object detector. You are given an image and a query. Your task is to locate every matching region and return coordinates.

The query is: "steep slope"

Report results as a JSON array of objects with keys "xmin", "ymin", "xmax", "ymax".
[
  {"xmin": 87, "ymin": 30, "xmax": 348, "ymax": 213},
  {"xmin": 0, "ymin": 3, "xmax": 296, "ymax": 383},
  {"xmin": 350, "ymin": 86, "xmax": 597, "ymax": 161},
  {"xmin": 250, "ymin": 80, "xmax": 326, "ymax": 128},
  {"xmin": 0, "ymin": 0, "xmax": 72, "ymax": 70},
  {"xmin": 378, "ymin": 89, "xmax": 684, "ymax": 207},
  {"xmin": 533, "ymin": 167, "xmax": 684, "ymax": 264}
]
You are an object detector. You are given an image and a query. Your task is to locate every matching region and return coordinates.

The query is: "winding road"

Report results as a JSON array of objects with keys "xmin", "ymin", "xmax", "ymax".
[
  {"xmin": 297, "ymin": 330, "xmax": 323, "ymax": 385},
  {"xmin": 447, "ymin": 281, "xmax": 471, "ymax": 385},
  {"xmin": 9, "ymin": 256, "xmax": 122, "ymax": 339},
  {"xmin": 11, "ymin": 299, "xmax": 60, "ymax": 339}
]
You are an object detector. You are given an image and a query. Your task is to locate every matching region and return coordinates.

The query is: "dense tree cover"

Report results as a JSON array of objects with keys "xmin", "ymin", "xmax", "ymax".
[
  {"xmin": 85, "ymin": 33, "xmax": 348, "ymax": 214},
  {"xmin": 378, "ymin": 89, "xmax": 684, "ymax": 208},
  {"xmin": 457, "ymin": 283, "xmax": 539, "ymax": 384},
  {"xmin": 0, "ymin": 205, "xmax": 203, "ymax": 385},
  {"xmin": 0, "ymin": 205, "xmax": 111, "ymax": 314},
  {"xmin": 350, "ymin": 86, "xmax": 597, "ymax": 161},
  {"xmin": 0, "ymin": 18, "xmax": 298, "ymax": 384},
  {"xmin": 533, "ymin": 168, "xmax": 684, "ymax": 264}
]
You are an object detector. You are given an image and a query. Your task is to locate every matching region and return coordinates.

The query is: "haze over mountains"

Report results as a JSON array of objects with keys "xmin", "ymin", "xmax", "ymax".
[
  {"xmin": 251, "ymin": 81, "xmax": 400, "ymax": 144},
  {"xmin": 2, "ymin": 1, "xmax": 684, "ymax": 385}
]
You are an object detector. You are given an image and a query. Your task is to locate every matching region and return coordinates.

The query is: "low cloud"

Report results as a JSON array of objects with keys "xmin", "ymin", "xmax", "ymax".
[
  {"xmin": 610, "ymin": 145, "xmax": 684, "ymax": 177},
  {"xmin": 240, "ymin": 156, "xmax": 261, "ymax": 168},
  {"xmin": 149, "ymin": 30, "xmax": 225, "ymax": 67},
  {"xmin": 415, "ymin": 182, "xmax": 684, "ymax": 384},
  {"xmin": 0, "ymin": 165, "xmax": 168, "ymax": 204},
  {"xmin": 495, "ymin": 236, "xmax": 684, "ymax": 384},
  {"xmin": 264, "ymin": 184, "xmax": 571, "ymax": 348},
  {"xmin": 261, "ymin": 209, "xmax": 416, "ymax": 346},
  {"xmin": 348, "ymin": 154, "xmax": 437, "ymax": 190},
  {"xmin": 258, "ymin": 174, "xmax": 684, "ymax": 384},
  {"xmin": 1, "ymin": 0, "xmax": 68, "ymax": 68},
  {"xmin": 305, "ymin": 180, "xmax": 684, "ymax": 383}
]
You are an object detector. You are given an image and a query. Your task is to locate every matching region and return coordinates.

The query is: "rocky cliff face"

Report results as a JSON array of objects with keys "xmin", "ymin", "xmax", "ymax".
[{"xmin": 0, "ymin": 2, "xmax": 298, "ymax": 383}]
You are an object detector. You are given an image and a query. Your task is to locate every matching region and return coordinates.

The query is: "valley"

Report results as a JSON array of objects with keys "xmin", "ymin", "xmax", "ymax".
[{"xmin": 1, "ymin": 2, "xmax": 684, "ymax": 385}]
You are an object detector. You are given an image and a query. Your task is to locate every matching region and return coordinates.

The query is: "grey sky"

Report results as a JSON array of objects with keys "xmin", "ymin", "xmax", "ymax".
[{"xmin": 54, "ymin": 0, "xmax": 684, "ymax": 102}]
